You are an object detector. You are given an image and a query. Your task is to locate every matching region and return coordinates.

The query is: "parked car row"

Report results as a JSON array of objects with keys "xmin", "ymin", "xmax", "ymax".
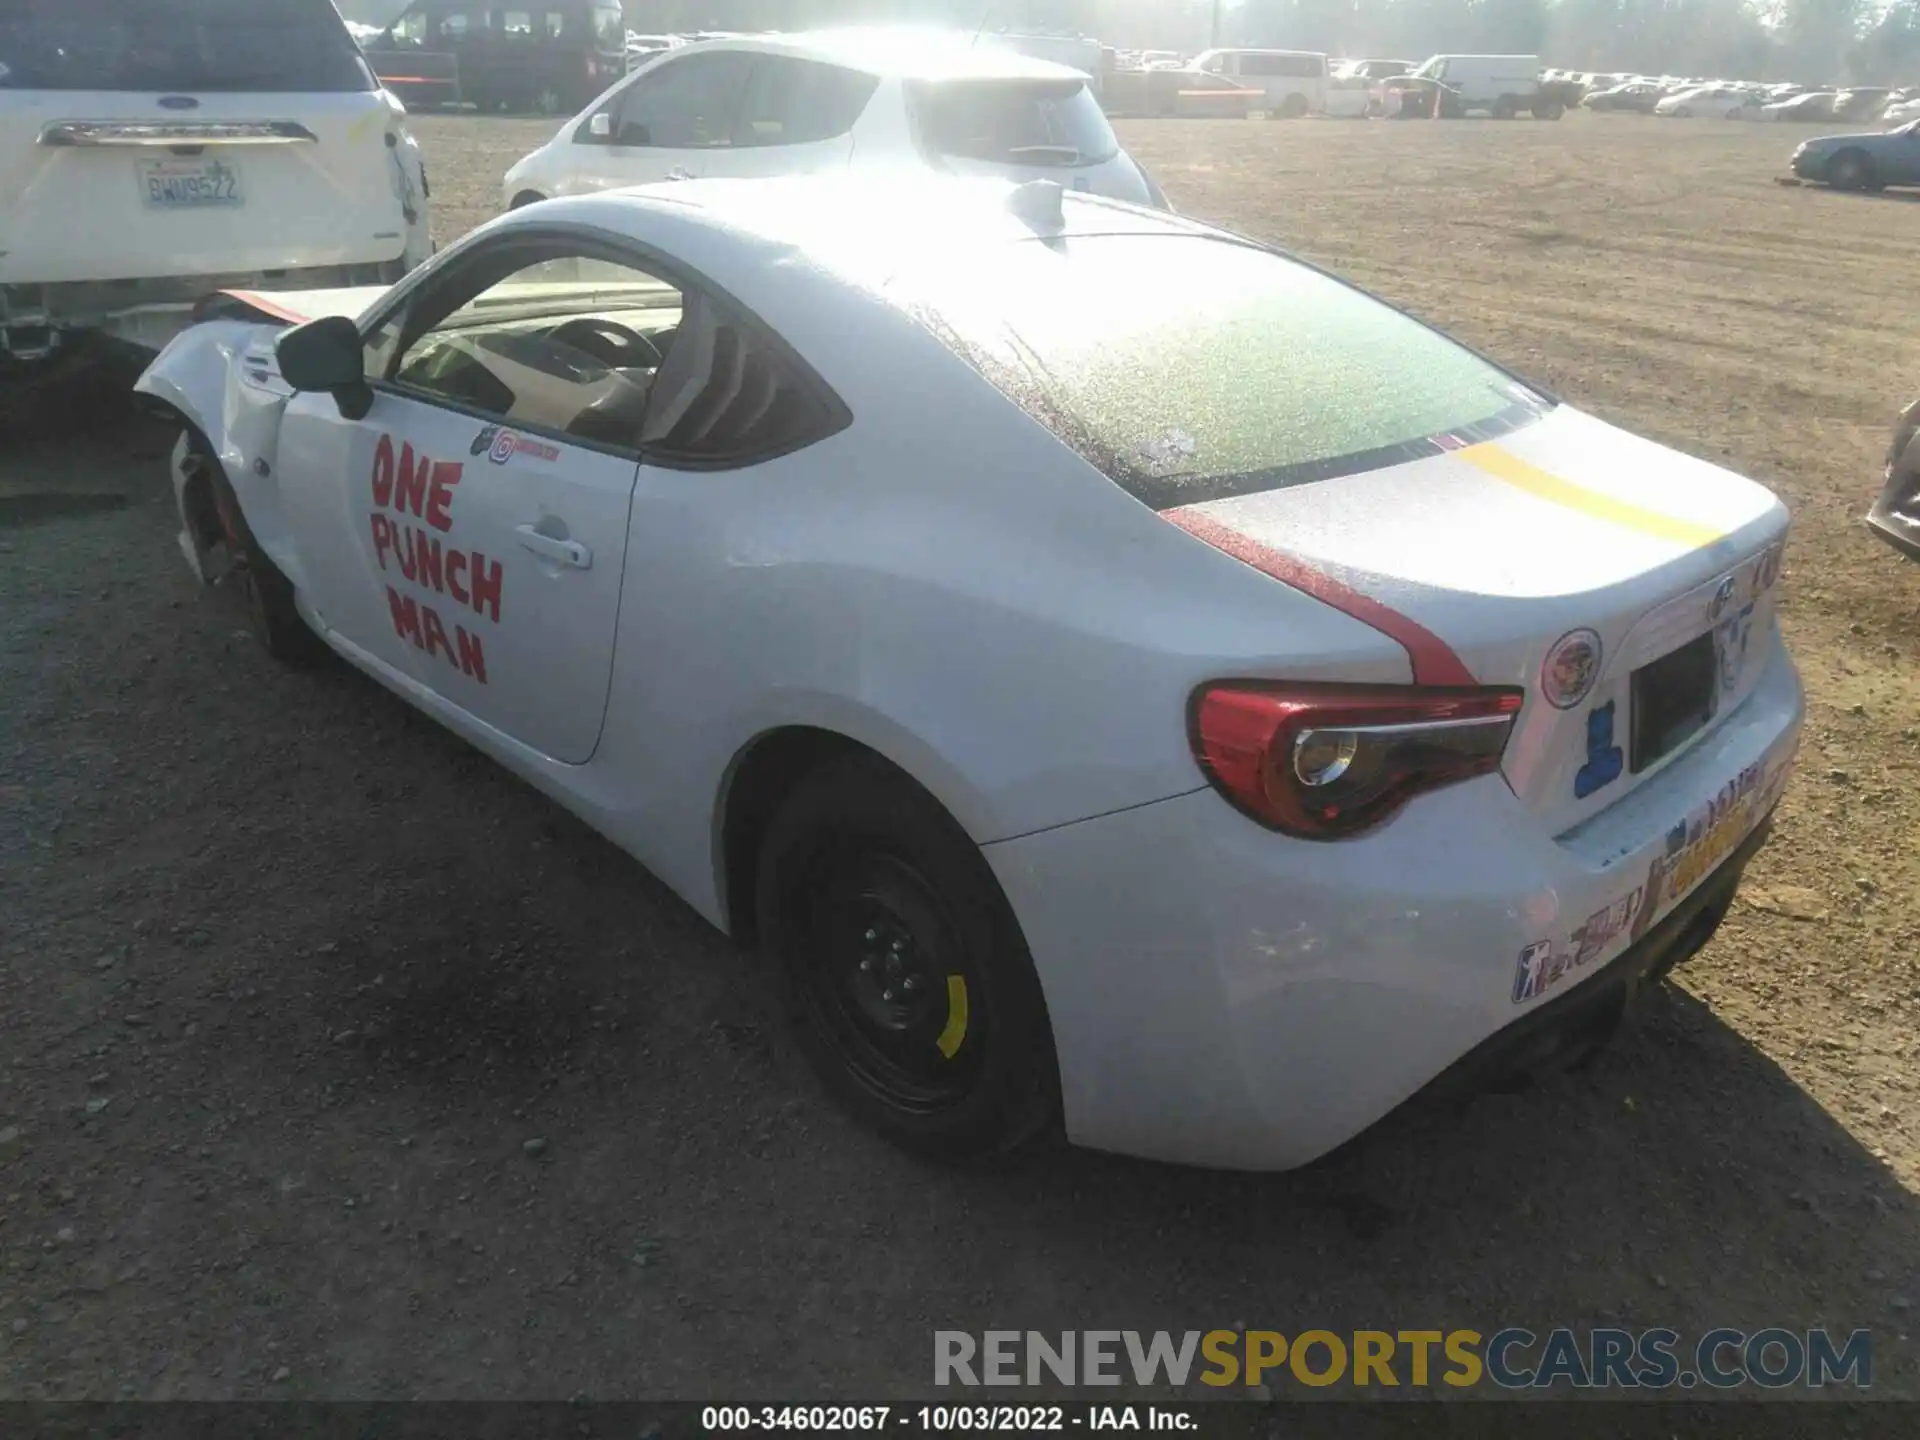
[{"xmin": 1579, "ymin": 72, "xmax": 1918, "ymax": 125}]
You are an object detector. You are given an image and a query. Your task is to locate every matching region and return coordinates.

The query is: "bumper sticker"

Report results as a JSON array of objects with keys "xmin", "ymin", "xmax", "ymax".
[{"xmin": 1514, "ymin": 751, "xmax": 1794, "ymax": 1006}]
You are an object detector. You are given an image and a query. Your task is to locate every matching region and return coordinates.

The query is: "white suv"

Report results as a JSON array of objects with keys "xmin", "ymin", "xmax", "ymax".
[
  {"xmin": 503, "ymin": 29, "xmax": 1169, "ymax": 212},
  {"xmin": 0, "ymin": 0, "xmax": 431, "ymax": 369}
]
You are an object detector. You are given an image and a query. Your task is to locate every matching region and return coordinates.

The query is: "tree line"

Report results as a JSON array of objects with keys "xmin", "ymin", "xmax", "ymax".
[{"xmin": 336, "ymin": 0, "xmax": 1920, "ymax": 85}]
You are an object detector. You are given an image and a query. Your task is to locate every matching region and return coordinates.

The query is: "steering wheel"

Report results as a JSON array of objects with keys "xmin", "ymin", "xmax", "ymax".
[{"xmin": 546, "ymin": 316, "xmax": 665, "ymax": 370}]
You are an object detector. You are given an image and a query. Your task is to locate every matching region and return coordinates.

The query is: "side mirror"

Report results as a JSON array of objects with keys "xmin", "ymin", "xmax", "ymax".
[
  {"xmin": 275, "ymin": 315, "xmax": 372, "ymax": 420},
  {"xmin": 589, "ymin": 111, "xmax": 613, "ymax": 139}
]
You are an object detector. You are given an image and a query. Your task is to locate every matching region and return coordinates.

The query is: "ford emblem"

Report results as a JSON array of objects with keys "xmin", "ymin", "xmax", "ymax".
[{"xmin": 158, "ymin": 95, "xmax": 201, "ymax": 110}]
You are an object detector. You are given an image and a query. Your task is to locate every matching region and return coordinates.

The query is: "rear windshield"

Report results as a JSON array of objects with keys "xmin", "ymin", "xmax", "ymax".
[
  {"xmin": 0, "ymin": 0, "xmax": 374, "ymax": 93},
  {"xmin": 910, "ymin": 78, "xmax": 1120, "ymax": 168},
  {"xmin": 896, "ymin": 234, "xmax": 1550, "ymax": 510}
]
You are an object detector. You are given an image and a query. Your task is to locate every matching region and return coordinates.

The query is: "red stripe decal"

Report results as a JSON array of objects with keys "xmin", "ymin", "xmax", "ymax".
[
  {"xmin": 220, "ymin": 289, "xmax": 311, "ymax": 325},
  {"xmin": 1162, "ymin": 505, "xmax": 1477, "ymax": 687}
]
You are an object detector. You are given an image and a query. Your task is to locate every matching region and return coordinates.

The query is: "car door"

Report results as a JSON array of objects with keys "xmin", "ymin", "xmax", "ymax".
[
  {"xmin": 700, "ymin": 54, "xmax": 874, "ymax": 180},
  {"xmin": 562, "ymin": 48, "xmax": 757, "ymax": 192},
  {"xmin": 275, "ymin": 235, "xmax": 680, "ymax": 764}
]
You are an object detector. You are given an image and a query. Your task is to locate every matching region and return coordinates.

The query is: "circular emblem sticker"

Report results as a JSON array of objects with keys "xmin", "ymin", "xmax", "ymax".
[{"xmin": 1542, "ymin": 629, "xmax": 1603, "ymax": 710}]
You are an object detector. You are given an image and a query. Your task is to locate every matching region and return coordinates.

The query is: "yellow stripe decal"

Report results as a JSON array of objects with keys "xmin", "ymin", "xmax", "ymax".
[
  {"xmin": 935, "ymin": 975, "xmax": 970, "ymax": 1060},
  {"xmin": 1457, "ymin": 442, "xmax": 1728, "ymax": 547}
]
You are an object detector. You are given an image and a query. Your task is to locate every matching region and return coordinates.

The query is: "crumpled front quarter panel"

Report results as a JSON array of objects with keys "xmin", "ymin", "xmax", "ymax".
[{"xmin": 134, "ymin": 320, "xmax": 304, "ymax": 586}]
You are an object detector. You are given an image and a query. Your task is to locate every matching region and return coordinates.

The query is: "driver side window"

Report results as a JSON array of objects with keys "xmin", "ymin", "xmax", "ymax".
[
  {"xmin": 368, "ymin": 238, "xmax": 849, "ymax": 465},
  {"xmin": 384, "ymin": 249, "xmax": 685, "ymax": 453}
]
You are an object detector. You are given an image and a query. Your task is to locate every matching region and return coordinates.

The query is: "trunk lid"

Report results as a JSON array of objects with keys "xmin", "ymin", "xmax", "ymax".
[
  {"xmin": 892, "ymin": 227, "xmax": 1792, "ymax": 839},
  {"xmin": 1169, "ymin": 404, "xmax": 1789, "ymax": 836},
  {"xmin": 0, "ymin": 0, "xmax": 411, "ymax": 287}
]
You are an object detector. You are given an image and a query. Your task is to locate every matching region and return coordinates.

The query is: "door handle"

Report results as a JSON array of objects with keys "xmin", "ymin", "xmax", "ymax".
[{"xmin": 515, "ymin": 524, "xmax": 592, "ymax": 570}]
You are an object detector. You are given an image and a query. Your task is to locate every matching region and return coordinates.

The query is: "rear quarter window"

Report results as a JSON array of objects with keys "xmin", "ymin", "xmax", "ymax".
[
  {"xmin": 909, "ymin": 77, "xmax": 1119, "ymax": 168},
  {"xmin": 894, "ymin": 234, "xmax": 1550, "ymax": 510},
  {"xmin": 0, "ymin": 0, "xmax": 373, "ymax": 93}
]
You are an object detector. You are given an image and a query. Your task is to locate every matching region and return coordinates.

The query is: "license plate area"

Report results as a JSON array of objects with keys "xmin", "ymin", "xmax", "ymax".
[
  {"xmin": 1631, "ymin": 630, "xmax": 1717, "ymax": 772},
  {"xmin": 139, "ymin": 158, "xmax": 244, "ymax": 210}
]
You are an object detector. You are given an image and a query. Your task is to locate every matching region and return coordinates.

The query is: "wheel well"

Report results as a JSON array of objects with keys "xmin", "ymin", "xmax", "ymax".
[
  {"xmin": 140, "ymin": 408, "xmax": 224, "ymax": 554},
  {"xmin": 719, "ymin": 726, "xmax": 872, "ymax": 941}
]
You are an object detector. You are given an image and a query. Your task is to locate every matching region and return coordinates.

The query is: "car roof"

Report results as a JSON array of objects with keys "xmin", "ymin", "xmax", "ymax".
[
  {"xmin": 542, "ymin": 175, "xmax": 1210, "ymax": 280},
  {"xmin": 670, "ymin": 27, "xmax": 1092, "ymax": 83}
]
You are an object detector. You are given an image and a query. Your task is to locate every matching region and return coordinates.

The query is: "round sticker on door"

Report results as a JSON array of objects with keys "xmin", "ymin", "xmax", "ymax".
[{"xmin": 1542, "ymin": 628, "xmax": 1603, "ymax": 710}]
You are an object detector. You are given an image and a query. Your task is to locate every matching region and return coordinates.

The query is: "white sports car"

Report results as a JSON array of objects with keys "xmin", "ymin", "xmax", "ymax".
[{"xmin": 135, "ymin": 178, "xmax": 1804, "ymax": 1171}]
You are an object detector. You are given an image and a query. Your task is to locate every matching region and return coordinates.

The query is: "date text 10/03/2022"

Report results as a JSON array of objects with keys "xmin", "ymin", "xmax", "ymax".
[{"xmin": 702, "ymin": 1408, "xmax": 1195, "ymax": 1432}]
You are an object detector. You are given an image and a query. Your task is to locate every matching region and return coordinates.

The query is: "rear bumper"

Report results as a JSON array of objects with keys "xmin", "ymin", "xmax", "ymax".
[
  {"xmin": 1403, "ymin": 810, "xmax": 1770, "ymax": 1110},
  {"xmin": 2, "ymin": 261, "xmax": 406, "ymax": 359},
  {"xmin": 986, "ymin": 636, "xmax": 1802, "ymax": 1171}
]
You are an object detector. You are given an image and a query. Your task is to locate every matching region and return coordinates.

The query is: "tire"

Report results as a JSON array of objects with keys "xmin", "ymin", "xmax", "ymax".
[
  {"xmin": 509, "ymin": 190, "xmax": 547, "ymax": 210},
  {"xmin": 1280, "ymin": 93, "xmax": 1309, "ymax": 119},
  {"xmin": 197, "ymin": 435, "xmax": 327, "ymax": 667},
  {"xmin": 1725, "ymin": 107, "xmax": 1744, "ymax": 121},
  {"xmin": 755, "ymin": 754, "xmax": 1060, "ymax": 1162},
  {"xmin": 1533, "ymin": 100, "xmax": 1565, "ymax": 120},
  {"xmin": 1827, "ymin": 149, "xmax": 1877, "ymax": 191},
  {"xmin": 1492, "ymin": 95, "xmax": 1518, "ymax": 119}
]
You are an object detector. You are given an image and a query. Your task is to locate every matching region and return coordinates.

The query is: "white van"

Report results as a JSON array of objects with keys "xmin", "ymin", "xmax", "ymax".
[
  {"xmin": 1190, "ymin": 49, "xmax": 1365, "ymax": 118},
  {"xmin": 1407, "ymin": 54, "xmax": 1545, "ymax": 118},
  {"xmin": 0, "ymin": 0, "xmax": 432, "ymax": 367}
]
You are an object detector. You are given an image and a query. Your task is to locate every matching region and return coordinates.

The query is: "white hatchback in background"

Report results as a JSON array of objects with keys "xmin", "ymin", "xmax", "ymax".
[
  {"xmin": 1654, "ymin": 85, "xmax": 1761, "ymax": 119},
  {"xmin": 501, "ymin": 28, "xmax": 1168, "ymax": 212},
  {"xmin": 0, "ymin": 0, "xmax": 431, "ymax": 366}
]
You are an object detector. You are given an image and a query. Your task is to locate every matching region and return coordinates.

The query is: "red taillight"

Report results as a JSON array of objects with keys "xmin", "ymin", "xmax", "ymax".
[{"xmin": 1190, "ymin": 682, "xmax": 1524, "ymax": 839}]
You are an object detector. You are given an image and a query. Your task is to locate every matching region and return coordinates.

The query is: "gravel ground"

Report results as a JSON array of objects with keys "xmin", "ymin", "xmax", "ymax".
[{"xmin": 2, "ymin": 113, "xmax": 1918, "ymax": 1401}]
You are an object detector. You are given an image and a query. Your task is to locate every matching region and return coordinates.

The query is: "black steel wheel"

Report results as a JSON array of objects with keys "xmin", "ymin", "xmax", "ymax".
[{"xmin": 755, "ymin": 754, "xmax": 1059, "ymax": 1160}]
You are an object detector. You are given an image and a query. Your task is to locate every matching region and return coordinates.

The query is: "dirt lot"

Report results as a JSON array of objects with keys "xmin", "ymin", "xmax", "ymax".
[{"xmin": 4, "ymin": 113, "xmax": 1919, "ymax": 1401}]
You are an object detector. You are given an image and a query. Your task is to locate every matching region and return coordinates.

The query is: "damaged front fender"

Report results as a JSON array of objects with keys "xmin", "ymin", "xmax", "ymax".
[{"xmin": 134, "ymin": 318, "xmax": 300, "ymax": 586}]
